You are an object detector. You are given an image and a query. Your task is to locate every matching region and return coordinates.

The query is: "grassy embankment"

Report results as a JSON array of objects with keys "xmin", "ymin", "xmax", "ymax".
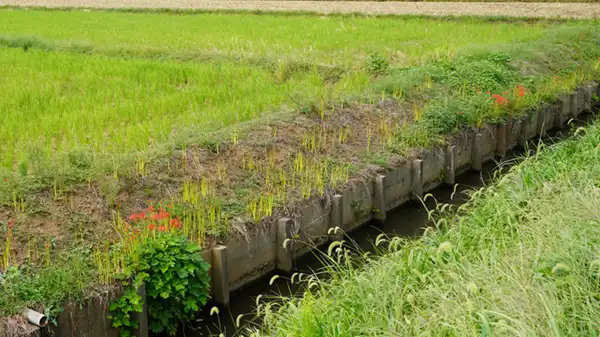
[
  {"xmin": 257, "ymin": 114, "xmax": 600, "ymax": 337},
  {"xmin": 0, "ymin": 9, "xmax": 599, "ymax": 319}
]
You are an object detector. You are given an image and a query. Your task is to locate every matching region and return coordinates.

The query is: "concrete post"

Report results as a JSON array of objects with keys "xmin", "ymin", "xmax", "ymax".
[
  {"xmin": 329, "ymin": 194, "xmax": 343, "ymax": 241},
  {"xmin": 443, "ymin": 144, "xmax": 456, "ymax": 185},
  {"xmin": 570, "ymin": 91, "xmax": 578, "ymax": 118},
  {"xmin": 471, "ymin": 132, "xmax": 483, "ymax": 172},
  {"xmin": 536, "ymin": 106, "xmax": 552, "ymax": 136},
  {"xmin": 584, "ymin": 84, "xmax": 594, "ymax": 113},
  {"xmin": 134, "ymin": 283, "xmax": 149, "ymax": 337},
  {"xmin": 518, "ymin": 116, "xmax": 530, "ymax": 147},
  {"xmin": 556, "ymin": 95, "xmax": 570, "ymax": 128},
  {"xmin": 372, "ymin": 175, "xmax": 386, "ymax": 223},
  {"xmin": 495, "ymin": 124, "xmax": 507, "ymax": 158},
  {"xmin": 276, "ymin": 217, "xmax": 295, "ymax": 273},
  {"xmin": 210, "ymin": 245, "xmax": 230, "ymax": 307},
  {"xmin": 411, "ymin": 159, "xmax": 423, "ymax": 201}
]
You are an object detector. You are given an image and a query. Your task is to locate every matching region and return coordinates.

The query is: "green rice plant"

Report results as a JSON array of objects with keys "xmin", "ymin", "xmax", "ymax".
[
  {"xmin": 0, "ymin": 10, "xmax": 560, "ymax": 68},
  {"xmin": 0, "ymin": 47, "xmax": 365, "ymax": 202}
]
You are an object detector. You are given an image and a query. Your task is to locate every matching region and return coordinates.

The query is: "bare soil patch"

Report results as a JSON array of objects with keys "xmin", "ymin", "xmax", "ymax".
[{"xmin": 2, "ymin": 1, "xmax": 600, "ymax": 19}]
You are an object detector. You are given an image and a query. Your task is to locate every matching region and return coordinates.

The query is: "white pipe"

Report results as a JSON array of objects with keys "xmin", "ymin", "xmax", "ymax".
[{"xmin": 25, "ymin": 309, "xmax": 48, "ymax": 328}]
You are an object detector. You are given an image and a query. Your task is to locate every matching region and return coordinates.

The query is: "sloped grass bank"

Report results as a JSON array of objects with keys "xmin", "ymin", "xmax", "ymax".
[{"xmin": 257, "ymin": 121, "xmax": 600, "ymax": 336}]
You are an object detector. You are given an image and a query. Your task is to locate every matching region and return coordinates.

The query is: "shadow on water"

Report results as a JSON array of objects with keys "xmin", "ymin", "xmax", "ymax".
[{"xmin": 174, "ymin": 114, "xmax": 596, "ymax": 337}]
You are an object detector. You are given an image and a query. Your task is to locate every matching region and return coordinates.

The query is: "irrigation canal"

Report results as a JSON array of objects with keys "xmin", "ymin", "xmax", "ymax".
[{"xmin": 170, "ymin": 113, "xmax": 596, "ymax": 337}]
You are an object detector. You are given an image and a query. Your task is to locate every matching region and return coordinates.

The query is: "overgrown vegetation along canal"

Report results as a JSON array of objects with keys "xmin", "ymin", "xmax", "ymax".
[
  {"xmin": 256, "ymin": 120, "xmax": 600, "ymax": 337},
  {"xmin": 2, "ymin": 7, "xmax": 600, "ymax": 336}
]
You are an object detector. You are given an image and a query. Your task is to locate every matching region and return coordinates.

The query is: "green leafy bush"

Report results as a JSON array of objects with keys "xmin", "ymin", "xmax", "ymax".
[
  {"xmin": 110, "ymin": 233, "xmax": 211, "ymax": 336},
  {"xmin": 365, "ymin": 52, "xmax": 389, "ymax": 75}
]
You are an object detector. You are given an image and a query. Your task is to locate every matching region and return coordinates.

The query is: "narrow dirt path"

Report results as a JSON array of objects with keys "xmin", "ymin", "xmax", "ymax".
[{"xmin": 1, "ymin": 1, "xmax": 600, "ymax": 19}]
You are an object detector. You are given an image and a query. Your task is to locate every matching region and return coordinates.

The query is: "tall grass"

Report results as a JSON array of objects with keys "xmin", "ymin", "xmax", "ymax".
[{"xmin": 257, "ymin": 122, "xmax": 600, "ymax": 336}]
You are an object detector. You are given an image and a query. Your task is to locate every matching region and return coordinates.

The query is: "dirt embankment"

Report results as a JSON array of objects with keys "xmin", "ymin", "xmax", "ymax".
[{"xmin": 1, "ymin": 1, "xmax": 600, "ymax": 19}]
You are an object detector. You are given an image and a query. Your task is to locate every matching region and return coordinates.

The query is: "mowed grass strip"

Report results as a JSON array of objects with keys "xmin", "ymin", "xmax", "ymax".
[
  {"xmin": 0, "ymin": 48, "xmax": 368, "ymax": 175},
  {"xmin": 0, "ymin": 9, "xmax": 557, "ymax": 67},
  {"xmin": 257, "ymin": 121, "xmax": 600, "ymax": 336}
]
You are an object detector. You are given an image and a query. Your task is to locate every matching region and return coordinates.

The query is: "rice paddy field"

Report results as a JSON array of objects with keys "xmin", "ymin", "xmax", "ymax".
[{"xmin": 1, "ymin": 5, "xmax": 600, "ymax": 336}]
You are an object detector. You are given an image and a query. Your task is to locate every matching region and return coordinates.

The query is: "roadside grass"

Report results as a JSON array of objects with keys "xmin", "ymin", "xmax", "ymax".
[
  {"xmin": 256, "ymin": 112, "xmax": 600, "ymax": 337},
  {"xmin": 0, "ymin": 9, "xmax": 560, "ymax": 68}
]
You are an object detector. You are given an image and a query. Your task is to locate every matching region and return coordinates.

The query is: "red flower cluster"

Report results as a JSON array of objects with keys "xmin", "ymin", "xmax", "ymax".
[
  {"xmin": 129, "ymin": 212, "xmax": 147, "ymax": 222},
  {"xmin": 491, "ymin": 94, "xmax": 507, "ymax": 106},
  {"xmin": 150, "ymin": 210, "xmax": 169, "ymax": 221},
  {"xmin": 170, "ymin": 218, "xmax": 182, "ymax": 229},
  {"xmin": 517, "ymin": 85, "xmax": 527, "ymax": 97},
  {"xmin": 127, "ymin": 205, "xmax": 182, "ymax": 233}
]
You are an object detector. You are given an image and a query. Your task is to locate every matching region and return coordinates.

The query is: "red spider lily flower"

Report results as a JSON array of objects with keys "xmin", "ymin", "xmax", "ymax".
[
  {"xmin": 148, "ymin": 223, "xmax": 156, "ymax": 231},
  {"xmin": 158, "ymin": 210, "xmax": 169, "ymax": 220},
  {"xmin": 147, "ymin": 205, "xmax": 156, "ymax": 212},
  {"xmin": 517, "ymin": 85, "xmax": 527, "ymax": 97},
  {"xmin": 170, "ymin": 218, "xmax": 181, "ymax": 229},
  {"xmin": 7, "ymin": 218, "xmax": 14, "ymax": 229},
  {"xmin": 158, "ymin": 225, "xmax": 167, "ymax": 232},
  {"xmin": 491, "ymin": 94, "xmax": 508, "ymax": 106},
  {"xmin": 150, "ymin": 212, "xmax": 160, "ymax": 221}
]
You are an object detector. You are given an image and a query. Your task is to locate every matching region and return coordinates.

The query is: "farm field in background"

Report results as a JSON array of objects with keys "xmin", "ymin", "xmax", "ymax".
[
  {"xmin": 0, "ymin": 10, "xmax": 554, "ymax": 68},
  {"xmin": 1, "ymin": 6, "xmax": 600, "ymax": 335}
]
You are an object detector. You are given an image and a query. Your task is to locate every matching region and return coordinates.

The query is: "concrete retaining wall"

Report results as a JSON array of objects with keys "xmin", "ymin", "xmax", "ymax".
[{"xmin": 46, "ymin": 286, "xmax": 124, "ymax": 337}]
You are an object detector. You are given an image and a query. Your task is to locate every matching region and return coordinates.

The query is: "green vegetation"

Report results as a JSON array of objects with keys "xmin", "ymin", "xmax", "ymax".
[
  {"xmin": 257, "ymin": 118, "xmax": 600, "ymax": 336},
  {"xmin": 1, "ymin": 7, "xmax": 600, "ymax": 329},
  {"xmin": 110, "ymin": 233, "xmax": 210, "ymax": 336},
  {"xmin": 0, "ymin": 248, "xmax": 96, "ymax": 317},
  {"xmin": 0, "ymin": 10, "xmax": 556, "ymax": 67},
  {"xmin": 381, "ymin": 26, "xmax": 600, "ymax": 150},
  {"xmin": 0, "ymin": 48, "xmax": 365, "ymax": 185}
]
